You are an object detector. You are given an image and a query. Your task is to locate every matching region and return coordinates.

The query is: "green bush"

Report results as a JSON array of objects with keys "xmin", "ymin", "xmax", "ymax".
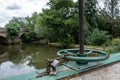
[
  {"xmin": 59, "ymin": 34, "xmax": 74, "ymax": 48},
  {"xmin": 104, "ymin": 47, "xmax": 114, "ymax": 53},
  {"xmin": 86, "ymin": 28, "xmax": 110, "ymax": 46},
  {"xmin": 105, "ymin": 38, "xmax": 120, "ymax": 53}
]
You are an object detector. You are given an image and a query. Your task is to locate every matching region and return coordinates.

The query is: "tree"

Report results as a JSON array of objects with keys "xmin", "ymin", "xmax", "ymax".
[
  {"xmin": 84, "ymin": 0, "xmax": 98, "ymax": 29},
  {"xmin": 22, "ymin": 12, "xmax": 38, "ymax": 42},
  {"xmin": 5, "ymin": 17, "xmax": 21, "ymax": 39},
  {"xmin": 104, "ymin": 0, "xmax": 120, "ymax": 37},
  {"xmin": 25, "ymin": 12, "xmax": 38, "ymax": 31},
  {"xmin": 86, "ymin": 28, "xmax": 110, "ymax": 46},
  {"xmin": 97, "ymin": 0, "xmax": 120, "ymax": 37},
  {"xmin": 40, "ymin": 0, "xmax": 78, "ymax": 47},
  {"xmin": 104, "ymin": 0, "xmax": 120, "ymax": 20},
  {"xmin": 5, "ymin": 12, "xmax": 39, "ymax": 42}
]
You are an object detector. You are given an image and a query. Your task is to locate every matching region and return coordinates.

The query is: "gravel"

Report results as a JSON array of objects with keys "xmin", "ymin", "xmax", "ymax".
[{"xmin": 70, "ymin": 62, "xmax": 120, "ymax": 80}]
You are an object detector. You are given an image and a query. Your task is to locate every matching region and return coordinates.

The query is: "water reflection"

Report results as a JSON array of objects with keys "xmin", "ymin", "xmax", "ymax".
[
  {"xmin": 0, "ymin": 61, "xmax": 35, "ymax": 79},
  {"xmin": 0, "ymin": 44, "xmax": 59, "ymax": 79}
]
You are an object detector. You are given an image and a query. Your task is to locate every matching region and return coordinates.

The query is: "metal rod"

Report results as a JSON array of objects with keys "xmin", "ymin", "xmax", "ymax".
[
  {"xmin": 78, "ymin": 0, "xmax": 84, "ymax": 54},
  {"xmin": 62, "ymin": 63, "xmax": 79, "ymax": 72}
]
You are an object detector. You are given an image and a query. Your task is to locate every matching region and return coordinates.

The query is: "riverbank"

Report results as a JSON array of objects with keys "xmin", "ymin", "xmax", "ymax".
[{"xmin": 48, "ymin": 42, "xmax": 103, "ymax": 50}]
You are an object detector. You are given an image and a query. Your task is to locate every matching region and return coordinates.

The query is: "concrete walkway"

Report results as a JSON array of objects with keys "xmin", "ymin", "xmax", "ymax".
[{"xmin": 70, "ymin": 62, "xmax": 120, "ymax": 80}]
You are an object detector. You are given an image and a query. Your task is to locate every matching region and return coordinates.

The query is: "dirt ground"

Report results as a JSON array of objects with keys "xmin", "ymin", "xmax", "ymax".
[{"xmin": 59, "ymin": 62, "xmax": 120, "ymax": 80}]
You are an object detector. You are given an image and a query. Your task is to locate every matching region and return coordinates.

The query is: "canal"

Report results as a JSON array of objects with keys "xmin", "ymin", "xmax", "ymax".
[{"xmin": 0, "ymin": 44, "xmax": 59, "ymax": 79}]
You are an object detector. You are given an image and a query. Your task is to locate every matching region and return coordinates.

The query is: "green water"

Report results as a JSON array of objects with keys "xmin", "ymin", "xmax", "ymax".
[{"xmin": 0, "ymin": 44, "xmax": 59, "ymax": 79}]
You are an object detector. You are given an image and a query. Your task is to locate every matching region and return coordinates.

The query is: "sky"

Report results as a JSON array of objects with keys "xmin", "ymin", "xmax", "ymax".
[
  {"xmin": 0, "ymin": 0, "xmax": 104, "ymax": 27},
  {"xmin": 0, "ymin": 0, "xmax": 49, "ymax": 27}
]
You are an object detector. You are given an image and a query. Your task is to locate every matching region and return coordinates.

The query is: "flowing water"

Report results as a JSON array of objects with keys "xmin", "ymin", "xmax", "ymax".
[{"xmin": 0, "ymin": 44, "xmax": 59, "ymax": 79}]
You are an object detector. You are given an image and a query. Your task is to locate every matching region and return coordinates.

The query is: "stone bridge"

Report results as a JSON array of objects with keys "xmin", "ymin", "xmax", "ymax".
[
  {"xmin": 0, "ymin": 27, "xmax": 7, "ymax": 38},
  {"xmin": 0, "ymin": 27, "xmax": 28, "ymax": 44},
  {"xmin": 19, "ymin": 28, "xmax": 28, "ymax": 38},
  {"xmin": 0, "ymin": 27, "xmax": 8, "ymax": 44}
]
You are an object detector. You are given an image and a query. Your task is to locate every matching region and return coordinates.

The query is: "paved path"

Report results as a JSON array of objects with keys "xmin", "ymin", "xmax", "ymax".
[{"xmin": 70, "ymin": 62, "xmax": 120, "ymax": 80}]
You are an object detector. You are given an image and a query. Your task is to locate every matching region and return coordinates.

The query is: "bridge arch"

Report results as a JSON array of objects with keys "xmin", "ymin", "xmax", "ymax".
[
  {"xmin": 19, "ymin": 28, "xmax": 28, "ymax": 42},
  {"xmin": 19, "ymin": 33, "xmax": 28, "ymax": 42},
  {"xmin": 0, "ymin": 36, "xmax": 9, "ymax": 44}
]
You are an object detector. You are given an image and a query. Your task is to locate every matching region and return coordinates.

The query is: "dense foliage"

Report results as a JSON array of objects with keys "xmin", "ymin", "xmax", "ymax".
[
  {"xmin": 105, "ymin": 38, "xmax": 120, "ymax": 53},
  {"xmin": 5, "ymin": 0, "xmax": 120, "ymax": 48},
  {"xmin": 6, "ymin": 17, "xmax": 21, "ymax": 39}
]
